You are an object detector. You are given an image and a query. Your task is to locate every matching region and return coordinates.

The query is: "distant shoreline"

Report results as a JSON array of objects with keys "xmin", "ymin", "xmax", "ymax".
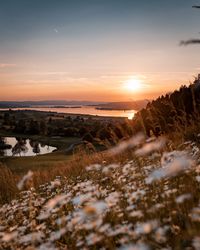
[
  {"xmin": 95, "ymin": 107, "xmax": 134, "ymax": 111},
  {"xmin": 0, "ymin": 108, "xmax": 133, "ymax": 120},
  {"xmin": 33, "ymin": 105, "xmax": 82, "ymax": 109},
  {"xmin": 0, "ymin": 104, "xmax": 139, "ymax": 120},
  {"xmin": 0, "ymin": 105, "xmax": 135, "ymax": 111}
]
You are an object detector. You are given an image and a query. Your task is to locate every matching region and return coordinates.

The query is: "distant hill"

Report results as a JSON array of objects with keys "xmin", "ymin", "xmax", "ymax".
[
  {"xmin": 0, "ymin": 100, "xmax": 149, "ymax": 110},
  {"xmin": 95, "ymin": 100, "xmax": 149, "ymax": 111},
  {"xmin": 0, "ymin": 100, "xmax": 106, "ymax": 108}
]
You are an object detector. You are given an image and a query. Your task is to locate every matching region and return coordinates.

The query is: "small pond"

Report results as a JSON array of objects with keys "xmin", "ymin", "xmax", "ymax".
[{"xmin": 0, "ymin": 137, "xmax": 57, "ymax": 157}]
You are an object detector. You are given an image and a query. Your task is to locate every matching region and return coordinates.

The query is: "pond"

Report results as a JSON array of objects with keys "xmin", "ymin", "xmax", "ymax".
[{"xmin": 0, "ymin": 137, "xmax": 57, "ymax": 157}]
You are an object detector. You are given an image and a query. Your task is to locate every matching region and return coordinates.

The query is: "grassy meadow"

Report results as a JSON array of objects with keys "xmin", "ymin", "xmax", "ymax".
[
  {"xmin": 1, "ymin": 132, "xmax": 200, "ymax": 249},
  {"xmin": 1, "ymin": 98, "xmax": 200, "ymax": 249}
]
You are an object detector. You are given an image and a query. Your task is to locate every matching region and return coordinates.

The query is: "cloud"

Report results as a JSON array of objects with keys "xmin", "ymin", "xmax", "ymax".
[
  {"xmin": 29, "ymin": 71, "xmax": 69, "ymax": 76},
  {"xmin": 26, "ymin": 76, "xmax": 89, "ymax": 86},
  {"xmin": 0, "ymin": 64, "xmax": 16, "ymax": 68}
]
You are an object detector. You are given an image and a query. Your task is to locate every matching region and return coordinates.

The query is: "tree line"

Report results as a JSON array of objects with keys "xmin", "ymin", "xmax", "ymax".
[{"xmin": 132, "ymin": 77, "xmax": 200, "ymax": 138}]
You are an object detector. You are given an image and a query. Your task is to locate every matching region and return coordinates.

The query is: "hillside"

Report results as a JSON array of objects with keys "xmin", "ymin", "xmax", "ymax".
[
  {"xmin": 1, "ymin": 135, "xmax": 200, "ymax": 249},
  {"xmin": 2, "ymin": 81, "xmax": 200, "ymax": 249},
  {"xmin": 132, "ymin": 78, "xmax": 200, "ymax": 138}
]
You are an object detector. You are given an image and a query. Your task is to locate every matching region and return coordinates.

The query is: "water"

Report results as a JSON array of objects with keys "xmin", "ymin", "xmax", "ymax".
[
  {"xmin": 0, "ymin": 137, "xmax": 57, "ymax": 157},
  {"xmin": 2, "ymin": 106, "xmax": 136, "ymax": 119}
]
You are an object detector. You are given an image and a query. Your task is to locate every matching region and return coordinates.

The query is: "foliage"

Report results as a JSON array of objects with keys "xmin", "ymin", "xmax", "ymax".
[{"xmin": 133, "ymin": 79, "xmax": 200, "ymax": 138}]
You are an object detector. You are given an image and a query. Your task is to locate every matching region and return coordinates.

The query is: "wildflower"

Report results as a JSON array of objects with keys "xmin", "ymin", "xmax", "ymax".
[
  {"xmin": 86, "ymin": 164, "xmax": 102, "ymax": 171},
  {"xmin": 135, "ymin": 137, "xmax": 166, "ymax": 156},
  {"xmin": 37, "ymin": 194, "xmax": 68, "ymax": 220},
  {"xmin": 129, "ymin": 210, "xmax": 143, "ymax": 218},
  {"xmin": 134, "ymin": 220, "xmax": 158, "ymax": 235},
  {"xmin": 102, "ymin": 163, "xmax": 119, "ymax": 175},
  {"xmin": 86, "ymin": 233, "xmax": 103, "ymax": 246},
  {"xmin": 50, "ymin": 179, "xmax": 61, "ymax": 189},
  {"xmin": 50, "ymin": 228, "xmax": 67, "ymax": 242},
  {"xmin": 196, "ymin": 176, "xmax": 200, "ymax": 182},
  {"xmin": 45, "ymin": 194, "xmax": 68, "ymax": 210},
  {"xmin": 190, "ymin": 207, "xmax": 200, "ymax": 222},
  {"xmin": 154, "ymin": 226, "xmax": 169, "ymax": 243},
  {"xmin": 1, "ymin": 231, "xmax": 18, "ymax": 242},
  {"xmin": 175, "ymin": 193, "xmax": 192, "ymax": 204},
  {"xmin": 83, "ymin": 201, "xmax": 107, "ymax": 216},
  {"xmin": 37, "ymin": 242, "xmax": 57, "ymax": 250},
  {"xmin": 118, "ymin": 242, "xmax": 150, "ymax": 250},
  {"xmin": 72, "ymin": 193, "xmax": 92, "ymax": 206},
  {"xmin": 146, "ymin": 153, "xmax": 193, "ymax": 184},
  {"xmin": 98, "ymin": 223, "xmax": 111, "ymax": 233},
  {"xmin": 17, "ymin": 170, "xmax": 33, "ymax": 190},
  {"xmin": 105, "ymin": 191, "xmax": 121, "ymax": 207},
  {"xmin": 122, "ymin": 163, "xmax": 133, "ymax": 175},
  {"xmin": 108, "ymin": 133, "xmax": 145, "ymax": 156},
  {"xmin": 193, "ymin": 237, "xmax": 200, "ymax": 250},
  {"xmin": 19, "ymin": 232, "xmax": 44, "ymax": 244}
]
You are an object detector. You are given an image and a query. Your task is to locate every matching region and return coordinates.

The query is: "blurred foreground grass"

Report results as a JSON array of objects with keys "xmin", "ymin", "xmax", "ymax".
[
  {"xmin": 2, "ymin": 84, "xmax": 200, "ymax": 248},
  {"xmin": 1, "ymin": 134, "xmax": 200, "ymax": 249}
]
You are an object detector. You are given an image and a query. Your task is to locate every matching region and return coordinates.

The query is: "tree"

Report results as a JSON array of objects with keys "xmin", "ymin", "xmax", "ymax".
[
  {"xmin": 29, "ymin": 140, "xmax": 40, "ymax": 155},
  {"xmin": 28, "ymin": 120, "xmax": 40, "ymax": 135},
  {"xmin": 12, "ymin": 139, "xmax": 28, "ymax": 156},
  {"xmin": 0, "ymin": 137, "xmax": 12, "ymax": 150},
  {"xmin": 14, "ymin": 119, "xmax": 26, "ymax": 134},
  {"xmin": 3, "ymin": 112, "xmax": 10, "ymax": 125},
  {"xmin": 39, "ymin": 120, "xmax": 47, "ymax": 135},
  {"xmin": 82, "ymin": 132, "xmax": 94, "ymax": 143}
]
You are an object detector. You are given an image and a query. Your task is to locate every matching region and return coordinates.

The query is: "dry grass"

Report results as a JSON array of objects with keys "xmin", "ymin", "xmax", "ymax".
[
  {"xmin": 0, "ymin": 137, "xmax": 171, "ymax": 203},
  {"xmin": 1, "ymin": 137, "xmax": 200, "ymax": 249},
  {"xmin": 0, "ymin": 163, "xmax": 18, "ymax": 204}
]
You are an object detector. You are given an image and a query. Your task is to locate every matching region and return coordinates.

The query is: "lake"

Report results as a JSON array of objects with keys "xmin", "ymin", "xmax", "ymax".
[
  {"xmin": 2, "ymin": 106, "xmax": 136, "ymax": 119},
  {"xmin": 0, "ymin": 137, "xmax": 57, "ymax": 157}
]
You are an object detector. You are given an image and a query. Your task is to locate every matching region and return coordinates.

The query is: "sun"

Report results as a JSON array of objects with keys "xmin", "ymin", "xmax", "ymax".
[{"xmin": 123, "ymin": 78, "xmax": 143, "ymax": 92}]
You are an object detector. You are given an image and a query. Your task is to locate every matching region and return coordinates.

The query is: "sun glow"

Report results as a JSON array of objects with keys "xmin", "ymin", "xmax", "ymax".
[{"xmin": 123, "ymin": 77, "xmax": 143, "ymax": 92}]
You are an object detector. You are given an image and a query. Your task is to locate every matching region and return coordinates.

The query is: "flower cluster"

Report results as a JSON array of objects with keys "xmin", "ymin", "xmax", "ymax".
[{"xmin": 0, "ymin": 137, "xmax": 200, "ymax": 249}]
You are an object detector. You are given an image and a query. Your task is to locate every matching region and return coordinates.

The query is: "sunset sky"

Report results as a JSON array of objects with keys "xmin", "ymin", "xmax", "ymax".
[{"xmin": 1, "ymin": 0, "xmax": 200, "ymax": 101}]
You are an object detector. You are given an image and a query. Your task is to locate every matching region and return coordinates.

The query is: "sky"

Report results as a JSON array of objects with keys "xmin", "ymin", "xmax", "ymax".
[{"xmin": 0, "ymin": 0, "xmax": 200, "ymax": 101}]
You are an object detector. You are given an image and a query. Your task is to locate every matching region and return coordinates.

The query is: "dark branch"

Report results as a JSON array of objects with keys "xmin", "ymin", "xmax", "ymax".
[
  {"xmin": 180, "ymin": 39, "xmax": 200, "ymax": 46},
  {"xmin": 180, "ymin": 6, "xmax": 200, "ymax": 46},
  {"xmin": 192, "ymin": 5, "xmax": 200, "ymax": 8}
]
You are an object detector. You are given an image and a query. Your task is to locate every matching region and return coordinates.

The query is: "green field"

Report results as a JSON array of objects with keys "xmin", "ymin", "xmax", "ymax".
[{"xmin": 0, "ymin": 132, "xmax": 81, "ymax": 175}]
